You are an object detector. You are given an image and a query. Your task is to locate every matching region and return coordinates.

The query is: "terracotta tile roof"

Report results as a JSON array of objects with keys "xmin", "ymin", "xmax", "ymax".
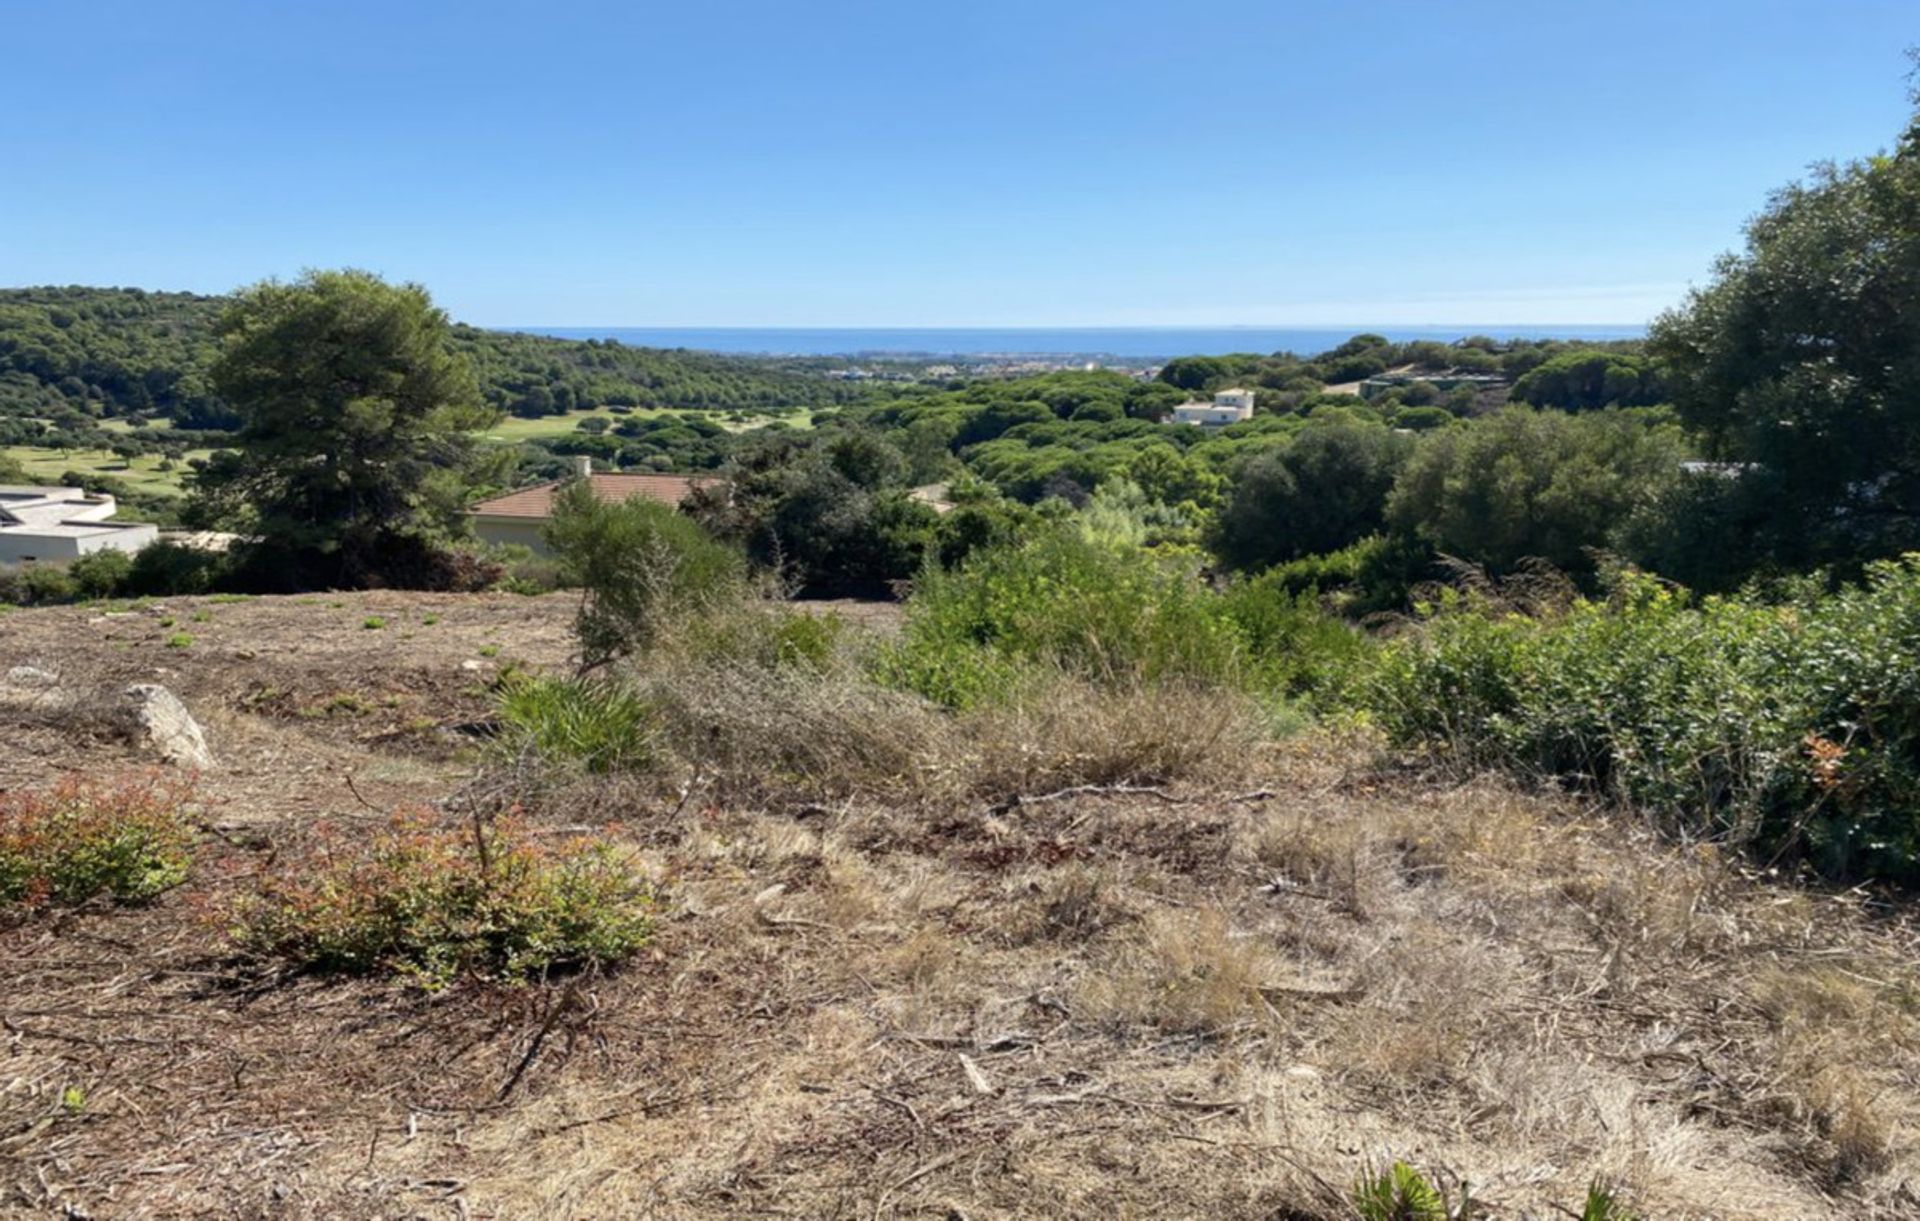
[{"xmin": 468, "ymin": 473, "xmax": 711, "ymax": 520}]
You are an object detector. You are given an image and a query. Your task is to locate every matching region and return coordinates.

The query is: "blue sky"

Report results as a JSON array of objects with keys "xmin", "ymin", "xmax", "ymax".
[{"xmin": 2, "ymin": 0, "xmax": 1914, "ymax": 327}]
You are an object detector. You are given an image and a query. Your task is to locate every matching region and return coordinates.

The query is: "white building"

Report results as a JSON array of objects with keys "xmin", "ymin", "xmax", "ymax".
[
  {"xmin": 0, "ymin": 486, "xmax": 159, "ymax": 565},
  {"xmin": 1171, "ymin": 387, "xmax": 1257, "ymax": 427}
]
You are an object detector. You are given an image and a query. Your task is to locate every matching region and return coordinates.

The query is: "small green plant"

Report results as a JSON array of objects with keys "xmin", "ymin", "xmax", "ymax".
[
  {"xmin": 165, "ymin": 632, "xmax": 193, "ymax": 649},
  {"xmin": 190, "ymin": 609, "xmax": 212, "ymax": 623},
  {"xmin": 158, "ymin": 615, "xmax": 177, "ymax": 628},
  {"xmin": 60, "ymin": 1085, "xmax": 86, "ymax": 1114},
  {"xmin": 206, "ymin": 593, "xmax": 253, "ymax": 604},
  {"xmin": 496, "ymin": 675, "xmax": 660, "ymax": 773},
  {"xmin": 479, "ymin": 644, "xmax": 501, "ymax": 657},
  {"xmin": 421, "ymin": 613, "xmax": 440, "ymax": 625},
  {"xmin": 0, "ymin": 773, "xmax": 197, "ymax": 908},
  {"xmin": 1579, "ymin": 1181, "xmax": 1640, "ymax": 1221},
  {"xmin": 1352, "ymin": 1162, "xmax": 1449, "ymax": 1221},
  {"xmin": 225, "ymin": 811, "xmax": 652, "ymax": 985},
  {"xmin": 362, "ymin": 616, "xmax": 386, "ymax": 630}
]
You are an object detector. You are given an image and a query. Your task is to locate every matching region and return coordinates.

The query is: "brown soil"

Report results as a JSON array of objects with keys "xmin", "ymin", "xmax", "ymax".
[{"xmin": 0, "ymin": 594, "xmax": 1915, "ymax": 1219}]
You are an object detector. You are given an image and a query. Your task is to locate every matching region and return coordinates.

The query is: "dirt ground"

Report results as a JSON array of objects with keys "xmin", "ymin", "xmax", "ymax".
[{"xmin": 1, "ymin": 594, "xmax": 1917, "ymax": 1219}]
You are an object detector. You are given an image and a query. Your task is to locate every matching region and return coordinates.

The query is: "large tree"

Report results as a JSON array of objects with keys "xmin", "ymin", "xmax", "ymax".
[
  {"xmin": 1650, "ymin": 93, "xmax": 1920, "ymax": 571},
  {"xmin": 197, "ymin": 270, "xmax": 497, "ymax": 588},
  {"xmin": 1385, "ymin": 407, "xmax": 1684, "ymax": 576},
  {"xmin": 1211, "ymin": 422, "xmax": 1410, "ymax": 570}
]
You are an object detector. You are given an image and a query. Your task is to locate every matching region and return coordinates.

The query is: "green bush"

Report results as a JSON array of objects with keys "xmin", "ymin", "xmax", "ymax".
[
  {"xmin": 0, "ymin": 773, "xmax": 197, "ymax": 908},
  {"xmin": 1218, "ymin": 577, "xmax": 1375, "ymax": 705},
  {"xmin": 1239, "ymin": 534, "xmax": 1434, "ymax": 616},
  {"xmin": 226, "ymin": 811, "xmax": 652, "ymax": 985},
  {"xmin": 882, "ymin": 530, "xmax": 1247, "ymax": 708},
  {"xmin": 1385, "ymin": 407, "xmax": 1686, "ymax": 578},
  {"xmin": 0, "ymin": 563, "xmax": 78, "ymax": 606},
  {"xmin": 675, "ymin": 604, "xmax": 849, "ymax": 673},
  {"xmin": 1363, "ymin": 559, "xmax": 1920, "ymax": 884},
  {"xmin": 544, "ymin": 480, "xmax": 746, "ymax": 669},
  {"xmin": 497, "ymin": 674, "xmax": 661, "ymax": 773},
  {"xmin": 68, "ymin": 549, "xmax": 133, "ymax": 598},
  {"xmin": 124, "ymin": 540, "xmax": 234, "ymax": 596}
]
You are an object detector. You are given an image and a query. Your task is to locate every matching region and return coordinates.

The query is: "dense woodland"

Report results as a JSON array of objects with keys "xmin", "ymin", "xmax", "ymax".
[{"xmin": 0, "ymin": 285, "xmax": 865, "ymax": 435}]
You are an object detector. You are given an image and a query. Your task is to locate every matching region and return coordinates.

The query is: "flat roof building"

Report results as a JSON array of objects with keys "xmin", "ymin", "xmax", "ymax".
[{"xmin": 0, "ymin": 486, "xmax": 159, "ymax": 565}]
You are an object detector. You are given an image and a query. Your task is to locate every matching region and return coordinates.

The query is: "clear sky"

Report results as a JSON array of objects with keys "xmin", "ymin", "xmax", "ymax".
[{"xmin": 2, "ymin": 0, "xmax": 1914, "ymax": 327}]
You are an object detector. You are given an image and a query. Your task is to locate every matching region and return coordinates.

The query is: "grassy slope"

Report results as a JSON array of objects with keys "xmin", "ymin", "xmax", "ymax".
[
  {"xmin": 480, "ymin": 404, "xmax": 816, "ymax": 443},
  {"xmin": 1, "ymin": 444, "xmax": 215, "ymax": 496},
  {"xmin": 0, "ymin": 407, "xmax": 813, "ymax": 498},
  {"xmin": 0, "ymin": 593, "xmax": 1914, "ymax": 1218}
]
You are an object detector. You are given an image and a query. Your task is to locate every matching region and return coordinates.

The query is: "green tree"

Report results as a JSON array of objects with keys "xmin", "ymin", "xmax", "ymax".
[
  {"xmin": 196, "ymin": 270, "xmax": 498, "ymax": 587},
  {"xmin": 1212, "ymin": 422, "xmax": 1411, "ymax": 570},
  {"xmin": 1386, "ymin": 407, "xmax": 1684, "ymax": 576},
  {"xmin": 545, "ymin": 479, "xmax": 745, "ymax": 670},
  {"xmin": 1650, "ymin": 93, "xmax": 1920, "ymax": 571}
]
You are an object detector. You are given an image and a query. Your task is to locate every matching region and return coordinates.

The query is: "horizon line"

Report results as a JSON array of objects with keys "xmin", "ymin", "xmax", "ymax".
[{"xmin": 491, "ymin": 321, "xmax": 1652, "ymax": 333}]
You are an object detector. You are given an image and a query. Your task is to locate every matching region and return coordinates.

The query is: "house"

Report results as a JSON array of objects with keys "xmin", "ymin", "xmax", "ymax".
[
  {"xmin": 0, "ymin": 485, "xmax": 159, "ymax": 565},
  {"xmin": 467, "ymin": 458, "xmax": 711, "ymax": 554},
  {"xmin": 1171, "ymin": 388, "xmax": 1257, "ymax": 427}
]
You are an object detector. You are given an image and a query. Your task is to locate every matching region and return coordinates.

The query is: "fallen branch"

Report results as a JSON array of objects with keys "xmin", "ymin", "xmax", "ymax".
[{"xmin": 990, "ymin": 784, "xmax": 1184, "ymax": 815}]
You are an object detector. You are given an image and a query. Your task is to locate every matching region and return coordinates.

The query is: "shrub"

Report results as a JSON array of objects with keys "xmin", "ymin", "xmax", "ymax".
[
  {"xmin": 0, "ymin": 773, "xmax": 197, "ymax": 908},
  {"xmin": 1363, "ymin": 560, "xmax": 1920, "ymax": 884},
  {"xmin": 672, "ymin": 603, "xmax": 849, "ymax": 673},
  {"xmin": 362, "ymin": 616, "xmax": 386, "ymax": 630},
  {"xmin": 124, "ymin": 540, "xmax": 233, "ymax": 596},
  {"xmin": 1212, "ymin": 422, "xmax": 1412, "ymax": 569},
  {"xmin": 1352, "ymin": 1161, "xmax": 1448, "ymax": 1221},
  {"xmin": 544, "ymin": 480, "xmax": 746, "ymax": 669},
  {"xmin": 1218, "ymin": 578, "xmax": 1375, "ymax": 705},
  {"xmin": 1245, "ymin": 534, "xmax": 1434, "ymax": 616},
  {"xmin": 226, "ymin": 811, "xmax": 652, "ymax": 984},
  {"xmin": 68, "ymin": 548, "xmax": 133, "ymax": 598},
  {"xmin": 165, "ymin": 632, "xmax": 193, "ymax": 649},
  {"xmin": 0, "ymin": 563, "xmax": 78, "ymax": 606},
  {"xmin": 882, "ymin": 530, "xmax": 1246, "ymax": 708},
  {"xmin": 497, "ymin": 674, "xmax": 661, "ymax": 773},
  {"xmin": 1385, "ymin": 407, "xmax": 1685, "ymax": 578}
]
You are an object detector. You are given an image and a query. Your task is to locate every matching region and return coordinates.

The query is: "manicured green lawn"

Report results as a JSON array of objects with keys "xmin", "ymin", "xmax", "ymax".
[
  {"xmin": 480, "ymin": 406, "xmax": 814, "ymax": 443},
  {"xmin": 1, "ymin": 446, "xmax": 213, "ymax": 496}
]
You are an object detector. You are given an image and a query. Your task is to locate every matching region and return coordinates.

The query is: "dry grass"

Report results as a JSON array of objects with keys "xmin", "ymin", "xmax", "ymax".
[{"xmin": 2, "ymin": 594, "xmax": 1919, "ymax": 1218}]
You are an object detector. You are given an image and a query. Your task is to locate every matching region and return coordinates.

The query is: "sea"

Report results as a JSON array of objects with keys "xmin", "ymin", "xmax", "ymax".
[{"xmin": 505, "ymin": 325, "xmax": 1646, "ymax": 362}]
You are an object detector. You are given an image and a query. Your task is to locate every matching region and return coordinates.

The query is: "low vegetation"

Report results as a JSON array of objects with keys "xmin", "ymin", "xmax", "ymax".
[
  {"xmin": 0, "ymin": 772, "xmax": 196, "ymax": 908},
  {"xmin": 225, "ymin": 811, "xmax": 652, "ymax": 985}
]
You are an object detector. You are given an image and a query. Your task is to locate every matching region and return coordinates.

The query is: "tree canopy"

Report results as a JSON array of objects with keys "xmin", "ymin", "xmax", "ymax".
[
  {"xmin": 1651, "ymin": 96, "xmax": 1920, "ymax": 571},
  {"xmin": 196, "ymin": 270, "xmax": 498, "ymax": 588}
]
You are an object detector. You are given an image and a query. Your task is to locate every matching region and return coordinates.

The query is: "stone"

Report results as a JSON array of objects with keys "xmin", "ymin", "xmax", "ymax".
[
  {"xmin": 5, "ymin": 665, "xmax": 59, "ymax": 688},
  {"xmin": 120, "ymin": 683, "xmax": 214, "ymax": 769}
]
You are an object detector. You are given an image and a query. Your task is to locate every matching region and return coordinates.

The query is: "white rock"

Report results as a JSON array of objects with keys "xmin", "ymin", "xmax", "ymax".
[
  {"xmin": 460, "ymin": 659, "xmax": 490, "ymax": 672},
  {"xmin": 5, "ymin": 665, "xmax": 59, "ymax": 688},
  {"xmin": 120, "ymin": 683, "xmax": 214, "ymax": 770}
]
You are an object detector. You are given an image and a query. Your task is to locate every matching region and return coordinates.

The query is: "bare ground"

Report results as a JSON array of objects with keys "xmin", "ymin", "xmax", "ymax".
[{"xmin": 1, "ymin": 594, "xmax": 1917, "ymax": 1219}]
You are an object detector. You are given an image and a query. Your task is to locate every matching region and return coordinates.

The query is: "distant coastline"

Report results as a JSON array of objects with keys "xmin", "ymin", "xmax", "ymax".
[{"xmin": 501, "ymin": 324, "xmax": 1647, "ymax": 361}]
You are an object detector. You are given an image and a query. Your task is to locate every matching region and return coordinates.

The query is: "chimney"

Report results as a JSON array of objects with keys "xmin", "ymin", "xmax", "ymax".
[{"xmin": 572, "ymin": 456, "xmax": 592, "ymax": 480}]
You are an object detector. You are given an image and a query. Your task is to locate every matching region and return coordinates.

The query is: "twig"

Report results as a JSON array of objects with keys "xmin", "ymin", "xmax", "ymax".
[
  {"xmin": 496, "ymin": 979, "xmax": 582, "ymax": 1102},
  {"xmin": 341, "ymin": 769, "xmax": 385, "ymax": 815},
  {"xmin": 990, "ymin": 784, "xmax": 1185, "ymax": 815}
]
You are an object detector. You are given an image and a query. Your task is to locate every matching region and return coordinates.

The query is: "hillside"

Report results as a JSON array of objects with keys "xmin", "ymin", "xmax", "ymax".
[
  {"xmin": 0, "ymin": 286, "xmax": 865, "ymax": 434},
  {"xmin": 2, "ymin": 592, "xmax": 1915, "ymax": 1218}
]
